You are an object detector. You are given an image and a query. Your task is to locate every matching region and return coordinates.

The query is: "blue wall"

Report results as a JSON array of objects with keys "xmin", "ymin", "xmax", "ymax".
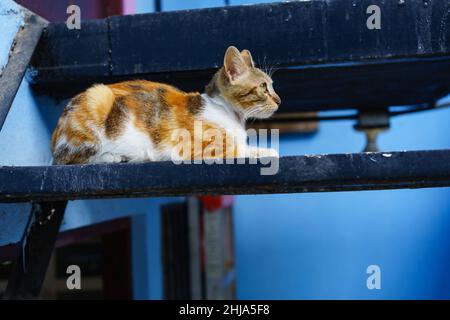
[
  {"xmin": 0, "ymin": 0, "xmax": 23, "ymax": 71},
  {"xmin": 135, "ymin": 0, "xmax": 284, "ymax": 13},
  {"xmin": 234, "ymin": 106, "xmax": 450, "ymax": 299}
]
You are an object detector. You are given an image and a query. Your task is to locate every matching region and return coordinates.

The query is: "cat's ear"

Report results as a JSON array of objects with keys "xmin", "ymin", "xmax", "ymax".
[
  {"xmin": 224, "ymin": 46, "xmax": 249, "ymax": 83},
  {"xmin": 241, "ymin": 49, "xmax": 255, "ymax": 68}
]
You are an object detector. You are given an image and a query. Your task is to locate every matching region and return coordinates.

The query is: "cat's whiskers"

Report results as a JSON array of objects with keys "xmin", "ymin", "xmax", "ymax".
[
  {"xmin": 244, "ymin": 107, "xmax": 262, "ymax": 120},
  {"xmin": 267, "ymin": 63, "xmax": 279, "ymax": 78}
]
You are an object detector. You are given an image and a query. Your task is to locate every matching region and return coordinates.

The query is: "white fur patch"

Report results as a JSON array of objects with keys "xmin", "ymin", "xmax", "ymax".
[
  {"xmin": 92, "ymin": 118, "xmax": 158, "ymax": 163},
  {"xmin": 200, "ymin": 94, "xmax": 248, "ymax": 147}
]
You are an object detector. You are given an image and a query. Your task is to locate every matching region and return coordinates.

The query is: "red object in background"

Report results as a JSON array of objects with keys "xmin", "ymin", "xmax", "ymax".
[
  {"xmin": 199, "ymin": 196, "xmax": 234, "ymax": 212},
  {"xmin": 15, "ymin": 0, "xmax": 123, "ymax": 21}
]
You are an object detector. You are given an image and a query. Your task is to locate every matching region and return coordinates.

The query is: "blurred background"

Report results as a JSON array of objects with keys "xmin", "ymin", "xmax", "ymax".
[{"xmin": 0, "ymin": 0, "xmax": 449, "ymax": 300}]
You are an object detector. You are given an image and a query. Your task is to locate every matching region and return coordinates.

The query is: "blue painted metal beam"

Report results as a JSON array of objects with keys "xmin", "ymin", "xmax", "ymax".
[
  {"xmin": 3, "ymin": 201, "xmax": 67, "ymax": 299},
  {"xmin": 1, "ymin": 150, "xmax": 450, "ymax": 203},
  {"xmin": 0, "ymin": 1, "xmax": 47, "ymax": 131}
]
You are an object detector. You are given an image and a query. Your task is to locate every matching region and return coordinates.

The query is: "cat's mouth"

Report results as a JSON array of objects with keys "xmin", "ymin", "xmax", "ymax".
[{"xmin": 249, "ymin": 105, "xmax": 278, "ymax": 119}]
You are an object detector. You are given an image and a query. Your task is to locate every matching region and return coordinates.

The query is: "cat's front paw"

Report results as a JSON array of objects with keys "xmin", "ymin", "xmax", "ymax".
[
  {"xmin": 99, "ymin": 153, "xmax": 124, "ymax": 163},
  {"xmin": 248, "ymin": 147, "xmax": 279, "ymax": 158},
  {"xmin": 259, "ymin": 148, "xmax": 279, "ymax": 158}
]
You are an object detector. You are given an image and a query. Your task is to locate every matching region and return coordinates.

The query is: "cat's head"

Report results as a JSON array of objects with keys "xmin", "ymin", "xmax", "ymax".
[{"xmin": 207, "ymin": 46, "xmax": 281, "ymax": 119}]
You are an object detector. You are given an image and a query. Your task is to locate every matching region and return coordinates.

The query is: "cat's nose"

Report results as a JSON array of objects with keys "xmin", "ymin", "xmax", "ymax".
[{"xmin": 272, "ymin": 94, "xmax": 281, "ymax": 106}]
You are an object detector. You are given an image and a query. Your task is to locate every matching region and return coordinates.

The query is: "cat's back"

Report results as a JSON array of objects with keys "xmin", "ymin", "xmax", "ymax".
[{"xmin": 54, "ymin": 79, "xmax": 196, "ymax": 127}]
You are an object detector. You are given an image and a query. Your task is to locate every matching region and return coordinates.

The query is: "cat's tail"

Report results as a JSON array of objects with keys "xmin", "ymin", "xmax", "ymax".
[
  {"xmin": 85, "ymin": 84, "xmax": 116, "ymax": 119},
  {"xmin": 51, "ymin": 84, "xmax": 114, "ymax": 165}
]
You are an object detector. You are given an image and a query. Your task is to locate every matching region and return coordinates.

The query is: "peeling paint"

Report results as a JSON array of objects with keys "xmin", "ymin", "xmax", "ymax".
[
  {"xmin": 0, "ymin": 0, "xmax": 25, "ymax": 72},
  {"xmin": 25, "ymin": 66, "xmax": 39, "ymax": 83}
]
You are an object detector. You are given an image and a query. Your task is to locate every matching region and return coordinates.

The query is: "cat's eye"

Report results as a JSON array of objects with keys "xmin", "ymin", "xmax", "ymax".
[{"xmin": 260, "ymin": 82, "xmax": 269, "ymax": 93}]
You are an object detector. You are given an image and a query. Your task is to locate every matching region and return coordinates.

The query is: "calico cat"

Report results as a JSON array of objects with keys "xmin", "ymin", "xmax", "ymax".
[{"xmin": 51, "ymin": 46, "xmax": 281, "ymax": 165}]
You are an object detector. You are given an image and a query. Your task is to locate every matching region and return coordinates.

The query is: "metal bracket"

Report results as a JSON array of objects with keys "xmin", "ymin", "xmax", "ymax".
[
  {"xmin": 354, "ymin": 110, "xmax": 390, "ymax": 152},
  {"xmin": 3, "ymin": 201, "xmax": 67, "ymax": 300},
  {"xmin": 0, "ymin": 4, "xmax": 47, "ymax": 132}
]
